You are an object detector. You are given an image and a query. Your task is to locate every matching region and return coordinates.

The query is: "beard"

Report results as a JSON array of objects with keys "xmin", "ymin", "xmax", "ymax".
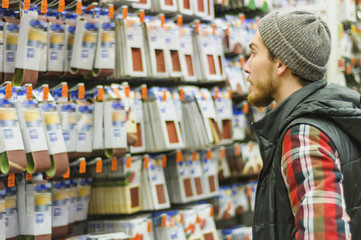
[{"xmin": 247, "ymin": 76, "xmax": 276, "ymax": 107}]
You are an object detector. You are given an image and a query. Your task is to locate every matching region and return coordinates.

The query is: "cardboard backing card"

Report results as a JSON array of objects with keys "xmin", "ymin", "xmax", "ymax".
[
  {"xmin": 132, "ymin": 0, "xmax": 152, "ymax": 10},
  {"xmin": 186, "ymin": 151, "xmax": 205, "ymax": 200},
  {"xmin": 5, "ymin": 186, "xmax": 18, "ymax": 239},
  {"xmin": 130, "ymin": 90, "xmax": 146, "ymax": 153},
  {"xmin": 214, "ymin": 89, "xmax": 233, "ymax": 144},
  {"xmin": 3, "ymin": 18, "xmax": 20, "ymax": 77},
  {"xmin": 47, "ymin": 19, "xmax": 65, "ymax": 72},
  {"xmin": 177, "ymin": 0, "xmax": 194, "ymax": 15},
  {"xmin": 201, "ymin": 150, "xmax": 219, "ymax": 198},
  {"xmin": 193, "ymin": 204, "xmax": 219, "ymax": 240},
  {"xmin": 93, "ymin": 21, "xmax": 115, "ymax": 71}
]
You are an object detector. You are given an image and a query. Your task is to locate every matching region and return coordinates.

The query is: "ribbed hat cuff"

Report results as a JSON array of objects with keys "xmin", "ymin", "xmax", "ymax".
[{"xmin": 258, "ymin": 13, "xmax": 326, "ymax": 81}]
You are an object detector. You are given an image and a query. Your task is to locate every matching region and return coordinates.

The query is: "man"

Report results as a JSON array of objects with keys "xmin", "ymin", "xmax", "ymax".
[{"xmin": 244, "ymin": 11, "xmax": 361, "ymax": 239}]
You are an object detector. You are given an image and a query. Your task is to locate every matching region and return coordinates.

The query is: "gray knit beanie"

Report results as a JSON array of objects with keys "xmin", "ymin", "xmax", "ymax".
[{"xmin": 258, "ymin": 11, "xmax": 331, "ymax": 81}]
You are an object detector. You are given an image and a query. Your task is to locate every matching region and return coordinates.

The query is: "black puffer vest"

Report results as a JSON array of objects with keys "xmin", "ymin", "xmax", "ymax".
[{"xmin": 252, "ymin": 79, "xmax": 361, "ymax": 239}]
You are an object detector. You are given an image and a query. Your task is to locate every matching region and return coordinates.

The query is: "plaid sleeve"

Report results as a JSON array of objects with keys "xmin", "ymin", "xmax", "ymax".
[{"xmin": 281, "ymin": 124, "xmax": 351, "ymax": 240}]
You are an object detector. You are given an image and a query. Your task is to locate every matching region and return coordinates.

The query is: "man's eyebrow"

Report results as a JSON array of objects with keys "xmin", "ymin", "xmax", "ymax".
[{"xmin": 249, "ymin": 43, "xmax": 257, "ymax": 49}]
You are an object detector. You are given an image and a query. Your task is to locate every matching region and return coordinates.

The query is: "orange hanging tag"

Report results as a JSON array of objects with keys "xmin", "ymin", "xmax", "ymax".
[
  {"xmin": 176, "ymin": 150, "xmax": 182, "ymax": 163},
  {"xmin": 228, "ymin": 89, "xmax": 232, "ymax": 99},
  {"xmin": 125, "ymin": 85, "xmax": 130, "ymax": 98},
  {"xmin": 243, "ymin": 102, "xmax": 249, "ymax": 114},
  {"xmin": 160, "ymin": 14, "xmax": 165, "ymax": 28},
  {"xmin": 195, "ymin": 21, "xmax": 200, "ymax": 33},
  {"xmin": 144, "ymin": 156, "xmax": 149, "ymax": 169},
  {"xmin": 220, "ymin": 148, "xmax": 226, "ymax": 159},
  {"xmin": 210, "ymin": 206, "xmax": 214, "ymax": 217},
  {"xmin": 247, "ymin": 186, "xmax": 251, "ymax": 197},
  {"xmin": 108, "ymin": 5, "xmax": 114, "ymax": 19},
  {"xmin": 240, "ymin": 14, "xmax": 245, "ymax": 24},
  {"xmin": 139, "ymin": 10, "xmax": 145, "ymax": 23},
  {"xmin": 25, "ymin": 172, "xmax": 32, "ymax": 181},
  {"xmin": 76, "ymin": 0, "xmax": 82, "ymax": 15},
  {"xmin": 212, "ymin": 24, "xmax": 216, "ymax": 35},
  {"xmin": 192, "ymin": 151, "xmax": 197, "ymax": 162},
  {"xmin": 111, "ymin": 158, "xmax": 118, "ymax": 171},
  {"xmin": 141, "ymin": 86, "xmax": 147, "ymax": 99},
  {"xmin": 207, "ymin": 149, "xmax": 212, "ymax": 160},
  {"xmin": 227, "ymin": 202, "xmax": 232, "ymax": 212},
  {"xmin": 161, "ymin": 216, "xmax": 167, "ymax": 227},
  {"xmin": 113, "ymin": 88, "xmax": 121, "ymax": 99},
  {"xmin": 162, "ymin": 90, "xmax": 167, "ymax": 101},
  {"xmin": 96, "ymin": 159, "xmax": 102, "ymax": 173},
  {"xmin": 225, "ymin": 25, "xmax": 230, "ymax": 36},
  {"xmin": 58, "ymin": 0, "xmax": 65, "ymax": 13},
  {"xmin": 78, "ymin": 85, "xmax": 85, "ymax": 99},
  {"xmin": 177, "ymin": 15, "xmax": 183, "ymax": 27},
  {"xmin": 240, "ymin": 57, "xmax": 245, "ymax": 68},
  {"xmin": 123, "ymin": 7, "xmax": 128, "ymax": 20},
  {"xmin": 179, "ymin": 89, "xmax": 184, "ymax": 100},
  {"xmin": 8, "ymin": 173, "xmax": 15, "ymax": 187},
  {"xmin": 79, "ymin": 159, "xmax": 86, "ymax": 174},
  {"xmin": 147, "ymin": 221, "xmax": 152, "ymax": 233},
  {"xmin": 63, "ymin": 167, "xmax": 70, "ymax": 178},
  {"xmin": 2, "ymin": 0, "xmax": 9, "ymax": 9},
  {"xmin": 5, "ymin": 83, "xmax": 12, "ymax": 99},
  {"xmin": 162, "ymin": 155, "xmax": 167, "ymax": 168},
  {"xmin": 234, "ymin": 144, "xmax": 240, "ymax": 156},
  {"xmin": 41, "ymin": 0, "xmax": 48, "ymax": 14},
  {"xmin": 126, "ymin": 156, "xmax": 132, "ymax": 169},
  {"xmin": 97, "ymin": 87, "xmax": 103, "ymax": 101},
  {"xmin": 351, "ymin": 57, "xmax": 356, "ymax": 66},
  {"xmin": 43, "ymin": 86, "xmax": 49, "ymax": 101},
  {"xmin": 179, "ymin": 213, "xmax": 184, "ymax": 224},
  {"xmin": 214, "ymin": 89, "xmax": 219, "ymax": 100},
  {"xmin": 26, "ymin": 85, "xmax": 33, "ymax": 100},
  {"xmin": 24, "ymin": 0, "xmax": 31, "ymax": 10},
  {"xmin": 62, "ymin": 84, "xmax": 68, "ymax": 98}
]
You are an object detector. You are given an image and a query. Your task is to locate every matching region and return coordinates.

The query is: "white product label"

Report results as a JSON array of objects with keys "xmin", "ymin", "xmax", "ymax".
[
  {"xmin": 4, "ymin": 23, "xmax": 19, "ymax": 73},
  {"xmin": 21, "ymin": 107, "xmax": 48, "ymax": 153},
  {"xmin": 76, "ymin": 111, "xmax": 93, "ymax": 153},
  {"xmin": 48, "ymin": 22, "xmax": 65, "ymax": 72},
  {"xmin": 52, "ymin": 188, "xmax": 69, "ymax": 227},
  {"xmin": 60, "ymin": 110, "xmax": 77, "ymax": 152},
  {"xmin": 5, "ymin": 196, "xmax": 18, "ymax": 238},
  {"xmin": 33, "ymin": 191, "xmax": 52, "ymax": 235},
  {"xmin": 75, "ymin": 185, "xmax": 90, "ymax": 222},
  {"xmin": 42, "ymin": 110, "xmax": 67, "ymax": 155},
  {"xmin": 0, "ymin": 107, "xmax": 25, "ymax": 152},
  {"xmin": 93, "ymin": 22, "xmax": 115, "ymax": 69},
  {"xmin": 104, "ymin": 101, "xmax": 127, "ymax": 149},
  {"xmin": 67, "ymin": 187, "xmax": 77, "ymax": 224}
]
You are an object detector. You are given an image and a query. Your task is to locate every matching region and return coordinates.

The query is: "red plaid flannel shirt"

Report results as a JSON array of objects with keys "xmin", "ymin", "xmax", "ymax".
[{"xmin": 281, "ymin": 124, "xmax": 351, "ymax": 240}]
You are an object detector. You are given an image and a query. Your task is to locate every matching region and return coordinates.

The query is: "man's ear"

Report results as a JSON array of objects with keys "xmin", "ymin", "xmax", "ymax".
[{"xmin": 276, "ymin": 60, "xmax": 287, "ymax": 76}]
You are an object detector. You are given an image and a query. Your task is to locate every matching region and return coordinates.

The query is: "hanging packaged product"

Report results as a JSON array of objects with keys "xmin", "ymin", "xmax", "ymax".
[
  {"xmin": 0, "ymin": 82, "xmax": 27, "ymax": 174},
  {"xmin": 194, "ymin": 23, "xmax": 226, "ymax": 81},
  {"xmin": 0, "ymin": 182, "xmax": 5, "ymax": 240},
  {"xmin": 181, "ymin": 87, "xmax": 209, "ymax": 148},
  {"xmin": 151, "ymin": 0, "xmax": 178, "ymax": 12},
  {"xmin": 170, "ymin": 150, "xmax": 197, "ymax": 203},
  {"xmin": 130, "ymin": 86, "xmax": 146, "ymax": 154},
  {"xmin": 75, "ymin": 178, "xmax": 91, "ymax": 222},
  {"xmin": 88, "ymin": 85, "xmax": 104, "ymax": 153},
  {"xmin": 69, "ymin": 83, "xmax": 94, "ymax": 155},
  {"xmin": 180, "ymin": 209, "xmax": 203, "ymax": 240},
  {"xmin": 216, "ymin": 186, "xmax": 234, "ymax": 220},
  {"xmin": 196, "ymin": 88, "xmax": 221, "ymax": 144},
  {"xmin": 221, "ymin": 15, "xmax": 249, "ymax": 55},
  {"xmin": 170, "ymin": 89, "xmax": 186, "ymax": 146},
  {"xmin": 103, "ymin": 85, "xmax": 127, "ymax": 158},
  {"xmin": 144, "ymin": 15, "xmax": 170, "ymax": 78},
  {"xmin": 201, "ymin": 149, "xmax": 219, "ymax": 198},
  {"xmin": 119, "ymin": 155, "xmax": 142, "ymax": 214},
  {"xmin": 177, "ymin": 0, "xmax": 194, "ymax": 15},
  {"xmin": 18, "ymin": 175, "xmax": 52, "ymax": 240},
  {"xmin": 5, "ymin": 185, "xmax": 18, "ymax": 240},
  {"xmin": 13, "ymin": 84, "xmax": 51, "ymax": 174},
  {"xmin": 34, "ymin": 84, "xmax": 69, "ymax": 177},
  {"xmin": 46, "ymin": 12, "xmax": 66, "ymax": 75},
  {"xmin": 164, "ymin": 18, "xmax": 187, "ymax": 78},
  {"xmin": 153, "ymin": 212, "xmax": 187, "ymax": 240},
  {"xmin": 193, "ymin": 0, "xmax": 208, "ymax": 18},
  {"xmin": 142, "ymin": 154, "xmax": 170, "ymax": 210},
  {"xmin": 148, "ymin": 87, "xmax": 184, "ymax": 151},
  {"xmin": 13, "ymin": 10, "xmax": 48, "ymax": 86},
  {"xmin": 70, "ymin": 11, "xmax": 98, "ymax": 75},
  {"xmin": 52, "ymin": 82, "xmax": 77, "ymax": 155},
  {"xmin": 216, "ymin": 145, "xmax": 231, "ymax": 180},
  {"xmin": 115, "ymin": 9, "xmax": 148, "ymax": 77},
  {"xmin": 2, "ymin": 13, "xmax": 20, "ymax": 82},
  {"xmin": 241, "ymin": 142, "xmax": 262, "ymax": 176},
  {"xmin": 213, "ymin": 88, "xmax": 233, "ymax": 144},
  {"xmin": 194, "ymin": 204, "xmax": 219, "ymax": 240},
  {"xmin": 63, "ymin": 12, "xmax": 77, "ymax": 77},
  {"xmin": 186, "ymin": 151, "xmax": 205, "ymax": 200},
  {"xmin": 340, "ymin": 0, "xmax": 356, "ymax": 22},
  {"xmin": 232, "ymin": 183, "xmax": 249, "ymax": 215},
  {"xmin": 178, "ymin": 25, "xmax": 197, "ymax": 81},
  {"xmin": 225, "ymin": 143, "xmax": 244, "ymax": 177},
  {"xmin": 92, "ymin": 10, "xmax": 115, "ymax": 78},
  {"xmin": 51, "ymin": 181, "xmax": 70, "ymax": 239},
  {"xmin": 225, "ymin": 57, "xmax": 248, "ymax": 94},
  {"xmin": 119, "ymin": 83, "xmax": 137, "ymax": 148}
]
